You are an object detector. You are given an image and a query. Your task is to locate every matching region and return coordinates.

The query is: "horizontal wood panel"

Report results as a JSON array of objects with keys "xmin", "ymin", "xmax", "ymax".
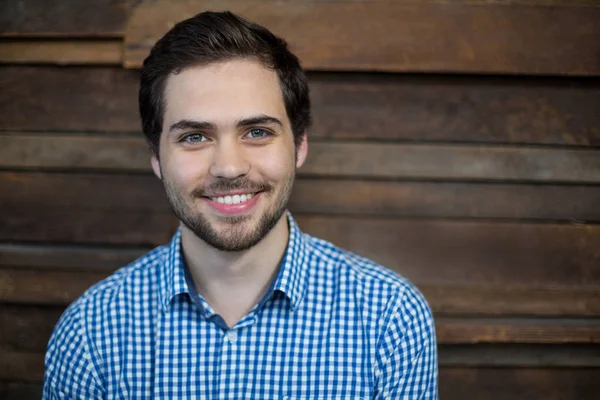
[
  {"xmin": 2, "ymin": 67, "xmax": 599, "ymax": 146},
  {"xmin": 0, "ymin": 40, "xmax": 122, "ymax": 64},
  {"xmin": 440, "ymin": 344, "xmax": 600, "ymax": 368},
  {"xmin": 295, "ymin": 216, "xmax": 600, "ymax": 289},
  {"xmin": 2, "ymin": 134, "xmax": 599, "ymax": 183},
  {"xmin": 0, "ymin": 0, "xmax": 133, "ymax": 37},
  {"xmin": 1, "ymin": 214, "xmax": 598, "ymax": 290},
  {"xmin": 125, "ymin": 1, "xmax": 600, "ymax": 75},
  {"xmin": 1, "ymin": 305, "xmax": 597, "ymax": 353},
  {"xmin": 292, "ymin": 179, "xmax": 600, "ymax": 221},
  {"xmin": 1, "ymin": 359, "xmax": 599, "ymax": 399},
  {"xmin": 439, "ymin": 368, "xmax": 600, "ymax": 400},
  {"xmin": 1, "ymin": 267, "xmax": 597, "ymax": 316},
  {"xmin": 0, "ymin": 243, "xmax": 146, "ymax": 271},
  {"xmin": 3, "ymin": 172, "xmax": 599, "ymax": 225},
  {"xmin": 303, "ymin": 142, "xmax": 600, "ymax": 182},
  {"xmin": 436, "ymin": 317, "xmax": 600, "ymax": 344}
]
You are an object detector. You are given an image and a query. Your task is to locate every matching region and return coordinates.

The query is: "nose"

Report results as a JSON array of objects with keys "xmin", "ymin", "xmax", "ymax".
[{"xmin": 208, "ymin": 139, "xmax": 250, "ymax": 179}]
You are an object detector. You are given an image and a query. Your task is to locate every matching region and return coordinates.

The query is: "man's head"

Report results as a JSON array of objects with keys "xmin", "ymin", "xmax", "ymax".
[{"xmin": 139, "ymin": 11, "xmax": 311, "ymax": 252}]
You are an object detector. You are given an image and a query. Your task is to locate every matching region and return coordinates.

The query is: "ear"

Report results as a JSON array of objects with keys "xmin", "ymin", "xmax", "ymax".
[
  {"xmin": 295, "ymin": 133, "xmax": 308, "ymax": 169},
  {"xmin": 151, "ymin": 154, "xmax": 162, "ymax": 180}
]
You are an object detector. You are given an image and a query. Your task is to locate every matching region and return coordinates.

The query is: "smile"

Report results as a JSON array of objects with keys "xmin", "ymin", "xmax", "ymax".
[{"xmin": 209, "ymin": 193, "xmax": 256, "ymax": 205}]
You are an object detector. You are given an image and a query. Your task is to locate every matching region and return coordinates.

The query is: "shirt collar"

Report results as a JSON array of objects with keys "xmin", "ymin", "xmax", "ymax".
[{"xmin": 159, "ymin": 211, "xmax": 309, "ymax": 313}]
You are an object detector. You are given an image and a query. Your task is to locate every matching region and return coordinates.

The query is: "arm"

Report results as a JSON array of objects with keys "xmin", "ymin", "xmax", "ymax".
[
  {"xmin": 374, "ymin": 286, "xmax": 438, "ymax": 399},
  {"xmin": 43, "ymin": 301, "xmax": 105, "ymax": 399}
]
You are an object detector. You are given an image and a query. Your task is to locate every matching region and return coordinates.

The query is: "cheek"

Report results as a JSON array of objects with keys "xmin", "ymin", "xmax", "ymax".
[
  {"xmin": 252, "ymin": 147, "xmax": 296, "ymax": 181},
  {"xmin": 163, "ymin": 153, "xmax": 209, "ymax": 189}
]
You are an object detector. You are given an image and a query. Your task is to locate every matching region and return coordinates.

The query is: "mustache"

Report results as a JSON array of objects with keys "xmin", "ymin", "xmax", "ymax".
[{"xmin": 191, "ymin": 178, "xmax": 273, "ymax": 198}]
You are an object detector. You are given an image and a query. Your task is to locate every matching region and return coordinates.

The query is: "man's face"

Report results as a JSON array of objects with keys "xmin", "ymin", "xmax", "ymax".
[{"xmin": 152, "ymin": 59, "xmax": 307, "ymax": 252}]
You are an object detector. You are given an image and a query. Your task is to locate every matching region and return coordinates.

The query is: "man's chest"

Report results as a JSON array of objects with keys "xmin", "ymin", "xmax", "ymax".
[{"xmin": 100, "ymin": 301, "xmax": 376, "ymax": 399}]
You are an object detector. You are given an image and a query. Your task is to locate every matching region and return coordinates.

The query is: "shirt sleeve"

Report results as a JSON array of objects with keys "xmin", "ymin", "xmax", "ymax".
[
  {"xmin": 374, "ymin": 286, "xmax": 438, "ymax": 399},
  {"xmin": 43, "ymin": 301, "xmax": 105, "ymax": 399}
]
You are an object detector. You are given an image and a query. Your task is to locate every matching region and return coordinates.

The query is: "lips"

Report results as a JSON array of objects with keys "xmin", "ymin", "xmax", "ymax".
[{"xmin": 204, "ymin": 191, "xmax": 262, "ymax": 215}]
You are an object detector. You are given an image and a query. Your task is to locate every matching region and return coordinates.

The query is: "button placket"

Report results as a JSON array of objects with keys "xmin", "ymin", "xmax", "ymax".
[{"xmin": 224, "ymin": 329, "xmax": 238, "ymax": 343}]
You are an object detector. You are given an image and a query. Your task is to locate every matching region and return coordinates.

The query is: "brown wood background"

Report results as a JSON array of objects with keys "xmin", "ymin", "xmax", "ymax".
[{"xmin": 1, "ymin": 0, "xmax": 599, "ymax": 398}]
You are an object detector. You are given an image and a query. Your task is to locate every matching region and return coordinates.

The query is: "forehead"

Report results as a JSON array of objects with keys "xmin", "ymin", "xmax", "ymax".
[{"xmin": 163, "ymin": 59, "xmax": 288, "ymax": 128}]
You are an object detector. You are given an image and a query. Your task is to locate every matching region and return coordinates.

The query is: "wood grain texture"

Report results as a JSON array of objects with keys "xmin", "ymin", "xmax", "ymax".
[
  {"xmin": 302, "ymin": 142, "xmax": 600, "ymax": 183},
  {"xmin": 1, "ymin": 211, "xmax": 598, "ymax": 296},
  {"xmin": 436, "ymin": 317, "xmax": 600, "ymax": 344},
  {"xmin": 295, "ymin": 216, "xmax": 600, "ymax": 290},
  {"xmin": 2, "ymin": 134, "xmax": 599, "ymax": 183},
  {"xmin": 439, "ymin": 368, "xmax": 600, "ymax": 400},
  {"xmin": 0, "ymin": 39, "xmax": 122, "ymax": 64},
  {"xmin": 0, "ymin": 0, "xmax": 134, "ymax": 37},
  {"xmin": 1, "ymin": 305, "xmax": 597, "ymax": 354},
  {"xmin": 291, "ymin": 179, "xmax": 600, "ymax": 222},
  {"xmin": 439, "ymin": 344, "xmax": 600, "ymax": 367},
  {"xmin": 1, "ymin": 358, "xmax": 599, "ymax": 399},
  {"xmin": 1, "ymin": 268, "xmax": 597, "ymax": 315},
  {"xmin": 2, "ymin": 67, "xmax": 599, "ymax": 146},
  {"xmin": 124, "ymin": 0, "xmax": 600, "ymax": 75},
  {"xmin": 3, "ymin": 172, "xmax": 599, "ymax": 225}
]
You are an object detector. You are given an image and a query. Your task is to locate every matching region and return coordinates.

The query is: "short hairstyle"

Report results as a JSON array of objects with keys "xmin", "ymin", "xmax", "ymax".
[{"xmin": 139, "ymin": 11, "xmax": 311, "ymax": 155}]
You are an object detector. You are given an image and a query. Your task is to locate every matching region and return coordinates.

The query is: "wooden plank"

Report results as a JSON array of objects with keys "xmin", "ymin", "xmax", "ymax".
[
  {"xmin": 439, "ymin": 344, "xmax": 600, "ymax": 367},
  {"xmin": 295, "ymin": 217, "xmax": 600, "ymax": 292},
  {"xmin": 2, "ymin": 134, "xmax": 599, "ymax": 183},
  {"xmin": 439, "ymin": 368, "xmax": 600, "ymax": 400},
  {"xmin": 0, "ymin": 382, "xmax": 42, "ymax": 400},
  {"xmin": 1, "ymin": 267, "xmax": 597, "ymax": 316},
  {"xmin": 0, "ymin": 243, "xmax": 146, "ymax": 271},
  {"xmin": 436, "ymin": 317, "xmax": 600, "ymax": 344},
  {"xmin": 423, "ymin": 286, "xmax": 600, "ymax": 316},
  {"xmin": 0, "ymin": 349, "xmax": 42, "ymax": 381},
  {"xmin": 0, "ymin": 268, "xmax": 111, "ymax": 305},
  {"xmin": 0, "ymin": 0, "xmax": 133, "ymax": 37},
  {"xmin": 0, "ymin": 39, "xmax": 122, "ymax": 64},
  {"xmin": 2, "ymin": 304, "xmax": 597, "ymax": 353},
  {"xmin": 2, "ymin": 67, "xmax": 599, "ymax": 147},
  {"xmin": 2, "ymin": 172, "xmax": 600, "ymax": 229},
  {"xmin": 302, "ymin": 142, "xmax": 600, "ymax": 183},
  {"xmin": 0, "ymin": 67, "xmax": 140, "ymax": 132},
  {"xmin": 291, "ymin": 179, "xmax": 600, "ymax": 222},
  {"xmin": 308, "ymin": 73, "xmax": 600, "ymax": 146},
  {"xmin": 2, "ymin": 351, "xmax": 600, "ymax": 399},
  {"xmin": 0, "ymin": 172, "xmax": 176, "ymax": 245},
  {"xmin": 1, "ymin": 213, "xmax": 598, "ymax": 299},
  {"xmin": 124, "ymin": 1, "xmax": 600, "ymax": 75},
  {"xmin": 0, "ymin": 306, "xmax": 63, "ymax": 352}
]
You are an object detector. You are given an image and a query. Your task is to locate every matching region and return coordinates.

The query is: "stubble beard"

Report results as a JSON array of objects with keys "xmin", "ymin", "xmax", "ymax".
[{"xmin": 163, "ymin": 173, "xmax": 295, "ymax": 252}]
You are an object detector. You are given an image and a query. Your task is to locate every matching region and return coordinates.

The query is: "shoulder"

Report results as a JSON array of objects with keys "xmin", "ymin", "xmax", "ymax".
[
  {"xmin": 305, "ymin": 233, "xmax": 434, "ymax": 335},
  {"xmin": 76, "ymin": 245, "xmax": 167, "ymax": 307},
  {"xmin": 50, "ymin": 244, "xmax": 168, "ymax": 339}
]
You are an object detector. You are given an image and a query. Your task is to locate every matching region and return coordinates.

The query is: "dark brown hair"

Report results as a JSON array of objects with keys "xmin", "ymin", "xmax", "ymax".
[{"xmin": 139, "ymin": 11, "xmax": 311, "ymax": 155}]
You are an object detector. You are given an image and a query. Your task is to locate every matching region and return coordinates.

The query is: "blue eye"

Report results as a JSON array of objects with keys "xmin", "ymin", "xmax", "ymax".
[
  {"xmin": 247, "ymin": 129, "xmax": 269, "ymax": 139},
  {"xmin": 183, "ymin": 134, "xmax": 207, "ymax": 143}
]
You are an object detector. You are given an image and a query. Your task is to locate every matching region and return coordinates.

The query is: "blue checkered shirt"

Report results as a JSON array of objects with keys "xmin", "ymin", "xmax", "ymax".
[{"xmin": 44, "ymin": 213, "xmax": 438, "ymax": 399}]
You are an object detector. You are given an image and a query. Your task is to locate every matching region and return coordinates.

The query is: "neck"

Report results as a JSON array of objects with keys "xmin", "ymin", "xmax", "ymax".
[{"xmin": 180, "ymin": 213, "xmax": 290, "ymax": 327}]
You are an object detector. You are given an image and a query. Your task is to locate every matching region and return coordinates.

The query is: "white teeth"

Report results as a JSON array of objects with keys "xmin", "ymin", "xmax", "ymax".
[{"xmin": 211, "ymin": 193, "xmax": 255, "ymax": 204}]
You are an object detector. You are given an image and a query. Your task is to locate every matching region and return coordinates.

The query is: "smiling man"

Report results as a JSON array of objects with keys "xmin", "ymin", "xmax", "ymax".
[{"xmin": 44, "ymin": 11, "xmax": 437, "ymax": 399}]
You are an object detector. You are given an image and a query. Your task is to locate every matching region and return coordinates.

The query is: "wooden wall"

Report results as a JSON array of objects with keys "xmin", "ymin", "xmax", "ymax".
[{"xmin": 1, "ymin": 0, "xmax": 599, "ymax": 398}]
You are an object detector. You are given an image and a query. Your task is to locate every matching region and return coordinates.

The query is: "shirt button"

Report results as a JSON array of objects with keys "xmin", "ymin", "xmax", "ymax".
[{"xmin": 225, "ymin": 329, "xmax": 238, "ymax": 343}]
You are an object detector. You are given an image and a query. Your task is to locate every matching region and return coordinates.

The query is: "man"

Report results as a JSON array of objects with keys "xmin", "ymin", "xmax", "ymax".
[{"xmin": 44, "ymin": 11, "xmax": 437, "ymax": 399}]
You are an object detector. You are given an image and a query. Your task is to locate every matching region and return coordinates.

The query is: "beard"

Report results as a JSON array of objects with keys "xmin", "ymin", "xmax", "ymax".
[{"xmin": 162, "ymin": 173, "xmax": 294, "ymax": 252}]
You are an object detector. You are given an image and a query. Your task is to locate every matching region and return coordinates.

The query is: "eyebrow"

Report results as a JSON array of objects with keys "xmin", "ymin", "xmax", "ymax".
[
  {"xmin": 168, "ymin": 114, "xmax": 283, "ymax": 134},
  {"xmin": 169, "ymin": 119, "xmax": 216, "ymax": 133},
  {"xmin": 236, "ymin": 114, "xmax": 283, "ymax": 129}
]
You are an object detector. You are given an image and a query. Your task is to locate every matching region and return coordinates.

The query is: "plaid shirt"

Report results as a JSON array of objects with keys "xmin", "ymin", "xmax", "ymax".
[{"xmin": 44, "ymin": 213, "xmax": 438, "ymax": 399}]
